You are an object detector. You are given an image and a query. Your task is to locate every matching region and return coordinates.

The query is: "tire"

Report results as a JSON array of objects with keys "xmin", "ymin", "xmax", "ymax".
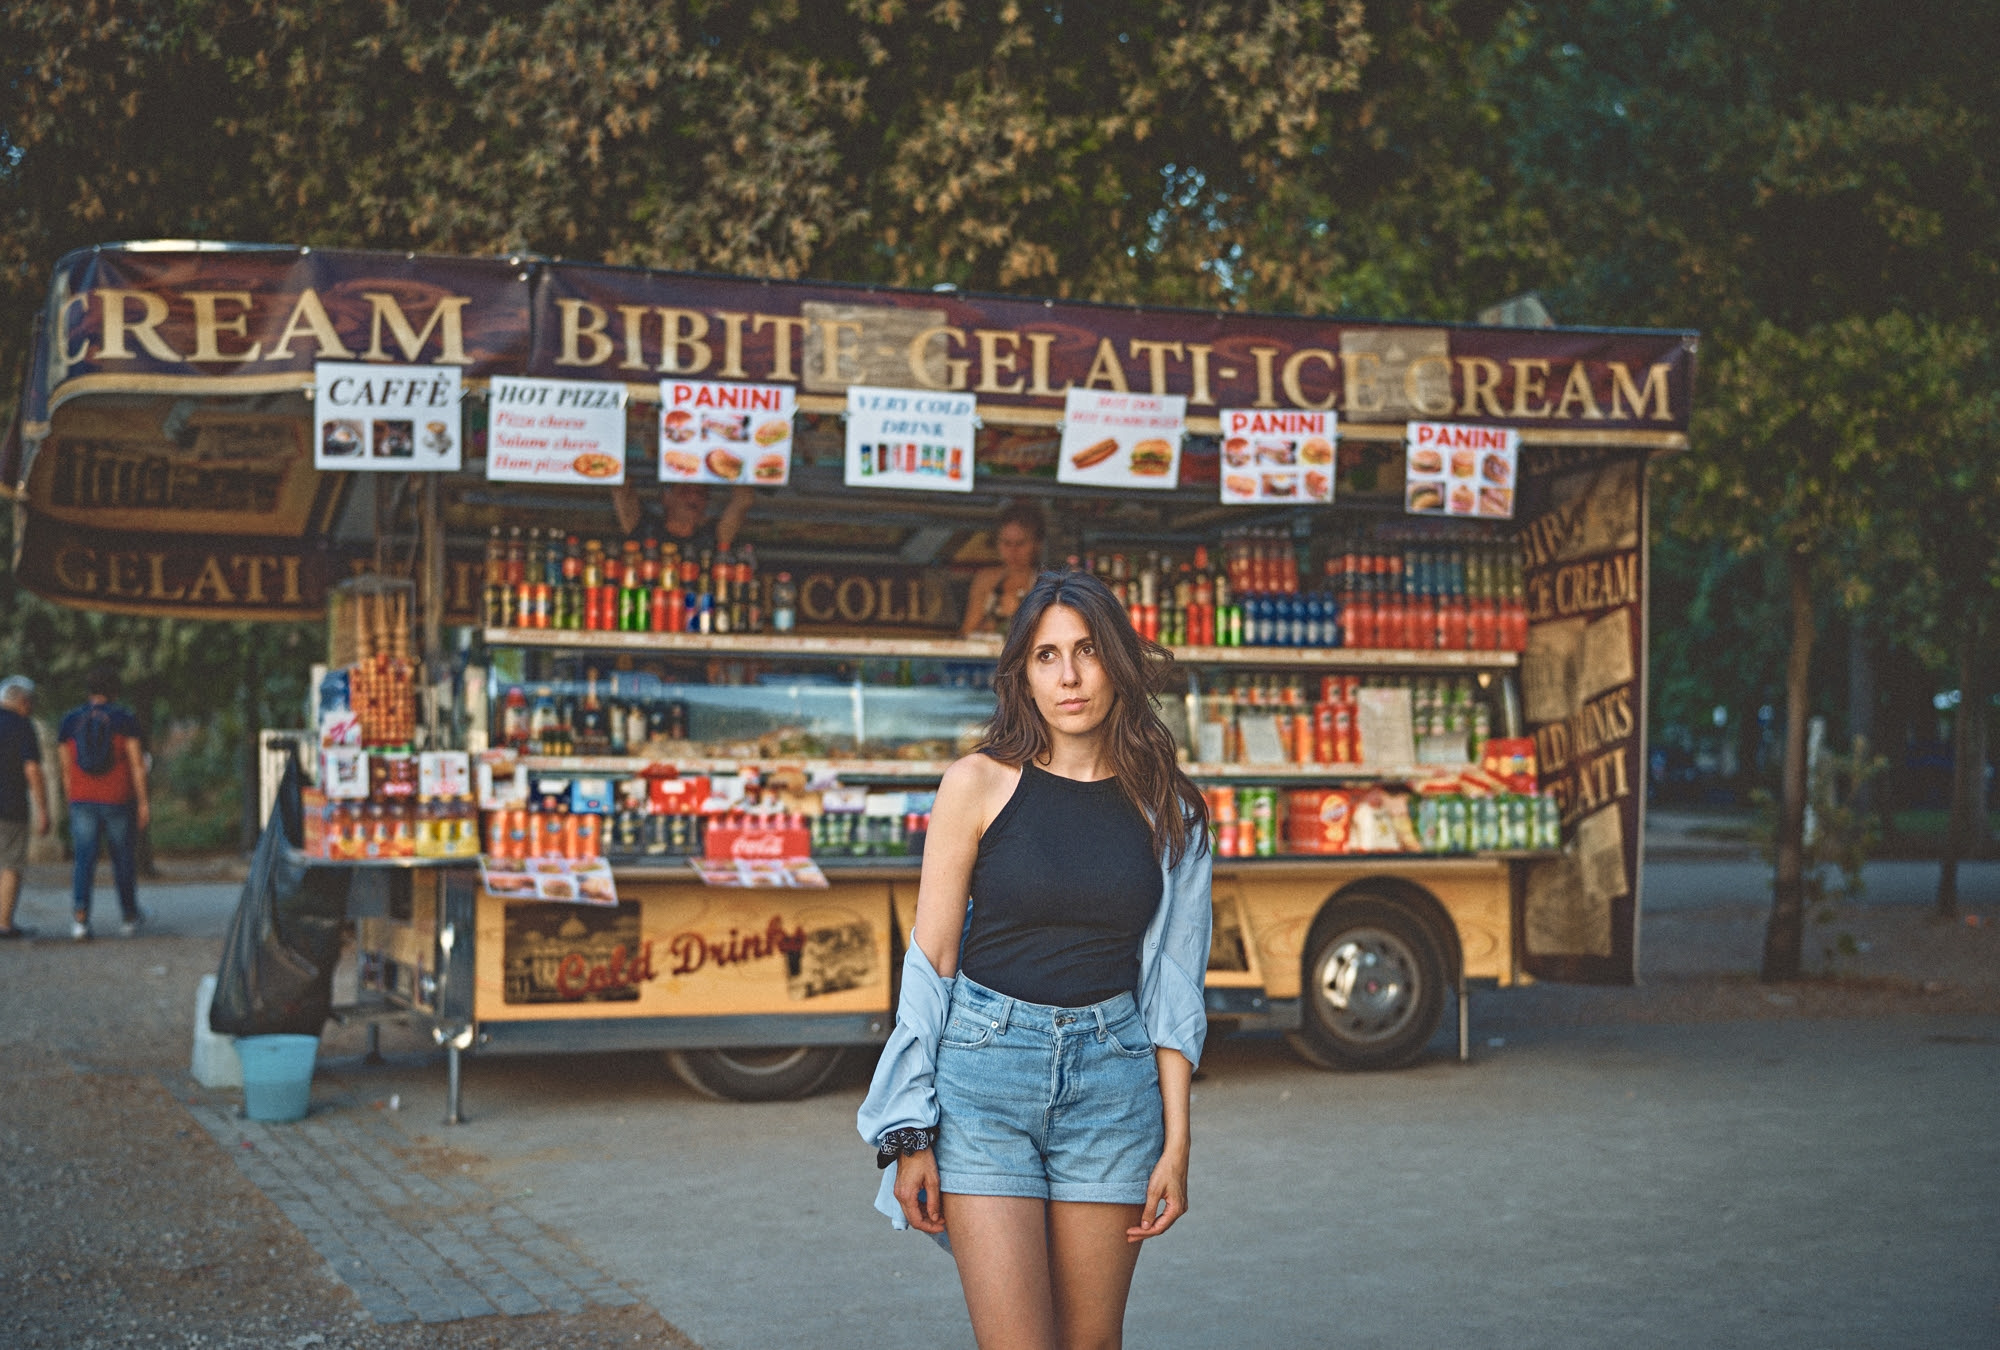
[
  {"xmin": 665, "ymin": 1046, "xmax": 847, "ymax": 1102},
  {"xmin": 1293, "ymin": 898, "xmax": 1447, "ymax": 1071}
]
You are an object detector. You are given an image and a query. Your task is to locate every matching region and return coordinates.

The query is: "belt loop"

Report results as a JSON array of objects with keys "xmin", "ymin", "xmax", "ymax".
[
  {"xmin": 1091, "ymin": 1002, "xmax": 1109, "ymax": 1039},
  {"xmin": 995, "ymin": 994, "xmax": 1014, "ymax": 1034}
]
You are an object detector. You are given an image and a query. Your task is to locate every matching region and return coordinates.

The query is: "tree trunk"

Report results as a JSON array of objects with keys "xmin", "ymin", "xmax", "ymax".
[
  {"xmin": 1847, "ymin": 614, "xmax": 1876, "ymax": 812},
  {"xmin": 1762, "ymin": 550, "xmax": 1815, "ymax": 981},
  {"xmin": 1938, "ymin": 611, "xmax": 1988, "ymax": 915}
]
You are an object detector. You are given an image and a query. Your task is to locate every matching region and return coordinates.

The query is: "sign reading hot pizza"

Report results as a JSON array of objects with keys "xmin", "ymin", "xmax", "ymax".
[
  {"xmin": 486, "ymin": 376, "xmax": 627, "ymax": 484},
  {"xmin": 659, "ymin": 379, "xmax": 796, "ymax": 487},
  {"xmin": 1058, "ymin": 389, "xmax": 1186, "ymax": 490}
]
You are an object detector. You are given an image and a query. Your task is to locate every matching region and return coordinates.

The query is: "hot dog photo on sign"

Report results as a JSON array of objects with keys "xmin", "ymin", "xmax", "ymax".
[
  {"xmin": 1058, "ymin": 389, "xmax": 1188, "ymax": 490},
  {"xmin": 1219, "ymin": 409, "xmax": 1337, "ymax": 504},
  {"xmin": 660, "ymin": 379, "xmax": 797, "ymax": 486}
]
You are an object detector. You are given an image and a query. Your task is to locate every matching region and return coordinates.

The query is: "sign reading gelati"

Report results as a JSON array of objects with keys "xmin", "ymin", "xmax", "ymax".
[
  {"xmin": 18, "ymin": 246, "xmax": 1694, "ymax": 448},
  {"xmin": 843, "ymin": 386, "xmax": 977, "ymax": 492},
  {"xmin": 660, "ymin": 379, "xmax": 796, "ymax": 486},
  {"xmin": 1059, "ymin": 389, "xmax": 1186, "ymax": 490},
  {"xmin": 313, "ymin": 361, "xmax": 461, "ymax": 470},
  {"xmin": 1219, "ymin": 408, "xmax": 1336, "ymax": 504},
  {"xmin": 485, "ymin": 375, "xmax": 627, "ymax": 484}
]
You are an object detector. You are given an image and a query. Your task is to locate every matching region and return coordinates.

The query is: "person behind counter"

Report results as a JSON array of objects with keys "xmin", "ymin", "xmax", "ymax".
[
  {"xmin": 611, "ymin": 482, "xmax": 754, "ymax": 556},
  {"xmin": 959, "ymin": 502, "xmax": 1046, "ymax": 636},
  {"xmin": 859, "ymin": 569, "xmax": 1213, "ymax": 1350}
]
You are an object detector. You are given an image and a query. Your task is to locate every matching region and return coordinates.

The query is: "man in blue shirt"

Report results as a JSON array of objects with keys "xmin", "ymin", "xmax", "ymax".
[{"xmin": 0, "ymin": 676, "xmax": 53, "ymax": 939}]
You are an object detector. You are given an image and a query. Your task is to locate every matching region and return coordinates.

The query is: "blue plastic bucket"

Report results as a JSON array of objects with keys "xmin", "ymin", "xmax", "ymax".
[{"xmin": 236, "ymin": 1034, "xmax": 319, "ymax": 1122}]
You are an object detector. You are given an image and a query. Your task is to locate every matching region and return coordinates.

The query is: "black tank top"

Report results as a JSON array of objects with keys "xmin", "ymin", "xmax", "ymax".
[{"xmin": 958, "ymin": 762, "xmax": 1163, "ymax": 1007}]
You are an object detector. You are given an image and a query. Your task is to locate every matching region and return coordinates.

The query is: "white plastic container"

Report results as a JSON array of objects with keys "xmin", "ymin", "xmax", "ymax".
[{"xmin": 191, "ymin": 974, "xmax": 243, "ymax": 1088}]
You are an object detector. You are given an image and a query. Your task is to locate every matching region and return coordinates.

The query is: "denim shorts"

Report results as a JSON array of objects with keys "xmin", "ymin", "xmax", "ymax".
[{"xmin": 932, "ymin": 974, "xmax": 1163, "ymax": 1205}]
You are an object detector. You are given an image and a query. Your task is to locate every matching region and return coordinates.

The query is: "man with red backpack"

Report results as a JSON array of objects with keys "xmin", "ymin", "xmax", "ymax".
[{"xmin": 58, "ymin": 664, "xmax": 151, "ymax": 941}]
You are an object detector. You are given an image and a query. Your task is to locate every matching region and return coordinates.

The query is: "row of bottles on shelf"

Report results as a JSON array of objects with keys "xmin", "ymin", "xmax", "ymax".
[
  {"xmin": 480, "ymin": 805, "xmax": 934, "ymax": 861},
  {"xmin": 313, "ymin": 797, "xmax": 483, "ymax": 860},
  {"xmin": 498, "ymin": 672, "xmax": 692, "ymax": 755},
  {"xmin": 1063, "ymin": 529, "xmax": 1525, "ymax": 651},
  {"xmin": 1198, "ymin": 673, "xmax": 1496, "ymax": 767},
  {"xmin": 482, "ymin": 526, "xmax": 800, "ymax": 634},
  {"xmin": 1208, "ymin": 784, "xmax": 1560, "ymax": 858}
]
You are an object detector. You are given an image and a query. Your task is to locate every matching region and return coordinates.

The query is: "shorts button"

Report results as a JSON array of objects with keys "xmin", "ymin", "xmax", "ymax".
[{"xmin": 991, "ymin": 1020, "xmax": 999, "ymax": 1027}]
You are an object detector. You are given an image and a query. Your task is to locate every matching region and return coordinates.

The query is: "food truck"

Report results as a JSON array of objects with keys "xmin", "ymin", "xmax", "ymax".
[{"xmin": 4, "ymin": 242, "xmax": 1694, "ymax": 1113}]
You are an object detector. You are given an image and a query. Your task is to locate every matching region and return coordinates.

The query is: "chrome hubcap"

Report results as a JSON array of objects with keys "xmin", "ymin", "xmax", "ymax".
[{"xmin": 1315, "ymin": 928, "xmax": 1419, "ymax": 1044}]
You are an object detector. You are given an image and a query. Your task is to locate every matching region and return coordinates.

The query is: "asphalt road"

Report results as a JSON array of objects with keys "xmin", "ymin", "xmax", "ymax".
[{"xmin": 14, "ymin": 858, "xmax": 2000, "ymax": 1348}]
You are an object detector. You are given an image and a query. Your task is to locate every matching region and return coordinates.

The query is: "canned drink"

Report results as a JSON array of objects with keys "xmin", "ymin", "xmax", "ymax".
[
  {"xmin": 1534, "ymin": 793, "xmax": 1563, "ymax": 850},
  {"xmin": 1415, "ymin": 796, "xmax": 1444, "ymax": 853},
  {"xmin": 1443, "ymin": 796, "xmax": 1469, "ymax": 852},
  {"xmin": 1471, "ymin": 797, "xmax": 1499, "ymax": 851},
  {"xmin": 1235, "ymin": 819, "xmax": 1257, "ymax": 858}
]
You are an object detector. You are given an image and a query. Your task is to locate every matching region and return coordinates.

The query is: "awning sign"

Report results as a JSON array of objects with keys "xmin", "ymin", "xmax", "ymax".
[
  {"xmin": 1058, "ymin": 389, "xmax": 1186, "ymax": 490},
  {"xmin": 1404, "ymin": 421, "xmax": 1519, "ymax": 518},
  {"xmin": 486, "ymin": 376, "xmax": 627, "ymax": 484},
  {"xmin": 313, "ymin": 362, "xmax": 462, "ymax": 471},
  {"xmin": 1219, "ymin": 408, "xmax": 1336, "ymax": 505},
  {"xmin": 660, "ymin": 379, "xmax": 796, "ymax": 486},
  {"xmin": 843, "ymin": 386, "xmax": 977, "ymax": 492}
]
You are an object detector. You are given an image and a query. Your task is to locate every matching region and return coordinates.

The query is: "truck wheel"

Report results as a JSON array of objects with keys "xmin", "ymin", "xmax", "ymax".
[
  {"xmin": 666, "ymin": 1047, "xmax": 847, "ymax": 1102},
  {"xmin": 1294, "ymin": 898, "xmax": 1446, "ymax": 1071}
]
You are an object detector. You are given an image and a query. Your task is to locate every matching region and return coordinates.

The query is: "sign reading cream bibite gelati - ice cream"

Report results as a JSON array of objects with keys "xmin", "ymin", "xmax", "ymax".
[
  {"xmin": 660, "ymin": 380, "xmax": 797, "ymax": 486},
  {"xmin": 313, "ymin": 362, "xmax": 462, "ymax": 471},
  {"xmin": 486, "ymin": 376, "xmax": 627, "ymax": 484}
]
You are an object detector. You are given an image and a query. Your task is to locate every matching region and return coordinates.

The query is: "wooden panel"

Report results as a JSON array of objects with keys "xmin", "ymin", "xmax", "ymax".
[
  {"xmin": 1229, "ymin": 860, "xmax": 1516, "ymax": 998},
  {"xmin": 473, "ymin": 879, "xmax": 895, "ymax": 1022}
]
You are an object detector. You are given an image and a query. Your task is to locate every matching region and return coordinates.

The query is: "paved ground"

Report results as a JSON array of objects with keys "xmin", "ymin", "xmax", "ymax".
[{"xmin": 4, "ymin": 854, "xmax": 1997, "ymax": 1347}]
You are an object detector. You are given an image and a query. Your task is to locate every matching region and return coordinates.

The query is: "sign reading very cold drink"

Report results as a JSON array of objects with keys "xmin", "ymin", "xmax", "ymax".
[
  {"xmin": 1219, "ymin": 408, "xmax": 1337, "ymax": 504},
  {"xmin": 660, "ymin": 380, "xmax": 797, "ymax": 486},
  {"xmin": 313, "ymin": 362, "xmax": 461, "ymax": 470},
  {"xmin": 843, "ymin": 386, "xmax": 977, "ymax": 492},
  {"xmin": 485, "ymin": 376, "xmax": 627, "ymax": 484},
  {"xmin": 1404, "ymin": 421, "xmax": 1519, "ymax": 519},
  {"xmin": 1059, "ymin": 389, "xmax": 1186, "ymax": 490}
]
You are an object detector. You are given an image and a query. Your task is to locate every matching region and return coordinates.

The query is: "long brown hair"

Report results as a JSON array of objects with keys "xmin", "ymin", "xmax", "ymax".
[{"xmin": 978, "ymin": 569, "xmax": 1209, "ymax": 867}]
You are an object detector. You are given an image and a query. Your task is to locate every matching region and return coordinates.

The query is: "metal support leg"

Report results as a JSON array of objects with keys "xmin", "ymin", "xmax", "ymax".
[
  {"xmin": 363, "ymin": 1022, "xmax": 382, "ymax": 1065},
  {"xmin": 1457, "ymin": 973, "xmax": 1471, "ymax": 1063},
  {"xmin": 446, "ymin": 1042, "xmax": 463, "ymax": 1126}
]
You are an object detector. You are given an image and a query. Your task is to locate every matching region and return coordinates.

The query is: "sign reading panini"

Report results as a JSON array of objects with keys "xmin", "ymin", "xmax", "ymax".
[
  {"xmin": 1404, "ymin": 421, "xmax": 1519, "ymax": 519},
  {"xmin": 659, "ymin": 380, "xmax": 796, "ymax": 486},
  {"xmin": 313, "ymin": 362, "xmax": 462, "ymax": 471},
  {"xmin": 1059, "ymin": 389, "xmax": 1186, "ymax": 490},
  {"xmin": 1219, "ymin": 408, "xmax": 1336, "ymax": 505},
  {"xmin": 486, "ymin": 376, "xmax": 627, "ymax": 485}
]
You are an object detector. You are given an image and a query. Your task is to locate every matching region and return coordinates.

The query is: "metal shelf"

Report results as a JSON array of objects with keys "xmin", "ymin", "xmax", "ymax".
[
  {"xmin": 517, "ymin": 754, "xmax": 1486, "ymax": 784},
  {"xmin": 483, "ymin": 627, "xmax": 1519, "ymax": 669}
]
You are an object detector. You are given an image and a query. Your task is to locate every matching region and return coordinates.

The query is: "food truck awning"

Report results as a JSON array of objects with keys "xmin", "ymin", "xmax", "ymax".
[{"xmin": 7, "ymin": 241, "xmax": 1697, "ymax": 621}]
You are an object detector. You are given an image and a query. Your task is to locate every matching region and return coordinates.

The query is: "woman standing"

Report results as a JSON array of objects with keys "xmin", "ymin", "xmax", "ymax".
[
  {"xmin": 960, "ymin": 502, "xmax": 1047, "ymax": 636},
  {"xmin": 860, "ymin": 570, "xmax": 1212, "ymax": 1350}
]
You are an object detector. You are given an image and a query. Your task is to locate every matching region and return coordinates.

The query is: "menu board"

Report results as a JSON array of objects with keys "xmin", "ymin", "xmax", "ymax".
[
  {"xmin": 486, "ymin": 376, "xmax": 627, "ymax": 484},
  {"xmin": 1219, "ymin": 409, "xmax": 1337, "ymax": 504},
  {"xmin": 1058, "ymin": 390, "xmax": 1187, "ymax": 490},
  {"xmin": 480, "ymin": 856, "xmax": 619, "ymax": 907},
  {"xmin": 660, "ymin": 379, "xmax": 796, "ymax": 486},
  {"xmin": 1404, "ymin": 422, "xmax": 1519, "ymax": 519},
  {"xmin": 313, "ymin": 362, "xmax": 461, "ymax": 471},
  {"xmin": 843, "ymin": 386, "xmax": 978, "ymax": 492}
]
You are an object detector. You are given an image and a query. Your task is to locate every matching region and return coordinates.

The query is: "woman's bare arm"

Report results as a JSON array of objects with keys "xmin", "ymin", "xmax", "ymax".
[
  {"xmin": 1128, "ymin": 1048, "xmax": 1192, "ymax": 1241},
  {"xmin": 958, "ymin": 567, "xmax": 1002, "ymax": 636},
  {"xmin": 908, "ymin": 753, "xmax": 1010, "ymax": 974}
]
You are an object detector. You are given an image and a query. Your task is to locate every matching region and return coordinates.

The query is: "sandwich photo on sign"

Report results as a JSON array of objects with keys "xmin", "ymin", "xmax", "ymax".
[
  {"xmin": 486, "ymin": 376, "xmax": 628, "ymax": 485},
  {"xmin": 1404, "ymin": 421, "xmax": 1519, "ymax": 519},
  {"xmin": 660, "ymin": 380, "xmax": 797, "ymax": 486},
  {"xmin": 1219, "ymin": 408, "xmax": 1337, "ymax": 504},
  {"xmin": 1057, "ymin": 389, "xmax": 1188, "ymax": 490}
]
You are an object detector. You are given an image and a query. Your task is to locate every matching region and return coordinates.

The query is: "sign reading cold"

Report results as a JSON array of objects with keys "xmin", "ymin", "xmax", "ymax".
[
  {"xmin": 486, "ymin": 376, "xmax": 627, "ymax": 484},
  {"xmin": 660, "ymin": 380, "xmax": 797, "ymax": 486},
  {"xmin": 313, "ymin": 362, "xmax": 462, "ymax": 471}
]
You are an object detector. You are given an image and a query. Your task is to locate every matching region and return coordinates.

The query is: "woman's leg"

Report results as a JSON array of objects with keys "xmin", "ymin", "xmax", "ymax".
[
  {"xmin": 1046, "ymin": 1201, "xmax": 1146, "ymax": 1350},
  {"xmin": 943, "ymin": 1193, "xmax": 1057, "ymax": 1350}
]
